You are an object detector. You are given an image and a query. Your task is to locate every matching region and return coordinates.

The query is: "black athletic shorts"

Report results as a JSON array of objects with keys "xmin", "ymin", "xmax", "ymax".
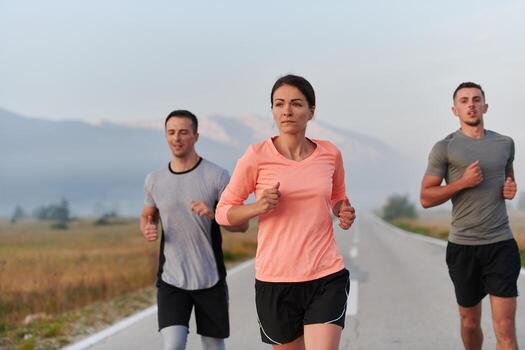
[
  {"xmin": 446, "ymin": 239, "xmax": 521, "ymax": 307},
  {"xmin": 255, "ymin": 268, "xmax": 350, "ymax": 345},
  {"xmin": 157, "ymin": 279, "xmax": 229, "ymax": 338}
]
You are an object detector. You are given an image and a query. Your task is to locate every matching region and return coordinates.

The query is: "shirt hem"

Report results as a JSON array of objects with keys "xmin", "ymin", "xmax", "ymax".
[
  {"xmin": 448, "ymin": 232, "xmax": 514, "ymax": 246},
  {"xmin": 160, "ymin": 274, "xmax": 220, "ymax": 291},
  {"xmin": 255, "ymin": 262, "xmax": 345, "ymax": 283}
]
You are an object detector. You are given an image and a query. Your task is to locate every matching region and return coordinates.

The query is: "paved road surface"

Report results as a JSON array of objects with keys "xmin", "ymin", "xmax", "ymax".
[{"xmin": 68, "ymin": 214, "xmax": 525, "ymax": 349}]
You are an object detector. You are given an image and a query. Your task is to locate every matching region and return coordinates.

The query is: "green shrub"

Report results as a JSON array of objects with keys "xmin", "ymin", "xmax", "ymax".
[{"xmin": 382, "ymin": 194, "xmax": 417, "ymax": 222}]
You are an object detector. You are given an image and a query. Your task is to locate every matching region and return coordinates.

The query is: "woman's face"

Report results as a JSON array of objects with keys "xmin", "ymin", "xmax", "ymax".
[{"xmin": 272, "ymin": 84, "xmax": 314, "ymax": 135}]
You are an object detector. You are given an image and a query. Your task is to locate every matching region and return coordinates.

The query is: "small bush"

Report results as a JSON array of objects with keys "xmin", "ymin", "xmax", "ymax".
[{"xmin": 382, "ymin": 194, "xmax": 417, "ymax": 222}]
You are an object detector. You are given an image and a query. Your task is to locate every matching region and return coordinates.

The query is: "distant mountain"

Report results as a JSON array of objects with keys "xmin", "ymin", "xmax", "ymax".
[{"xmin": 0, "ymin": 108, "xmax": 417, "ymax": 216}]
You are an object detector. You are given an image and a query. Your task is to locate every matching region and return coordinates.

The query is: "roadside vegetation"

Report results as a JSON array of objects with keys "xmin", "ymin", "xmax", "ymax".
[
  {"xmin": 0, "ymin": 217, "xmax": 257, "ymax": 349},
  {"xmin": 380, "ymin": 193, "xmax": 525, "ymax": 266}
]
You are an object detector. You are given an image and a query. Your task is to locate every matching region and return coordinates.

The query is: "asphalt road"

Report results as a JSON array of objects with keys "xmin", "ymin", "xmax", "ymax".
[{"xmin": 67, "ymin": 213, "xmax": 525, "ymax": 349}]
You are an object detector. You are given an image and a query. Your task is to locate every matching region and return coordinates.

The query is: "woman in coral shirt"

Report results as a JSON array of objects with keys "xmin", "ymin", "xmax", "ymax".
[{"xmin": 216, "ymin": 74, "xmax": 356, "ymax": 350}]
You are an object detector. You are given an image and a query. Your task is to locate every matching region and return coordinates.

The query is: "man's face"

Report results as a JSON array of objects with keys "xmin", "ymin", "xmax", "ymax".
[
  {"xmin": 165, "ymin": 117, "xmax": 198, "ymax": 159},
  {"xmin": 452, "ymin": 88, "xmax": 488, "ymax": 127}
]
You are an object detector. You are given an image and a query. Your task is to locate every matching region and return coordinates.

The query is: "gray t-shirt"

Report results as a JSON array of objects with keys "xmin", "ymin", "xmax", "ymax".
[
  {"xmin": 144, "ymin": 158, "xmax": 230, "ymax": 290},
  {"xmin": 425, "ymin": 129, "xmax": 514, "ymax": 245}
]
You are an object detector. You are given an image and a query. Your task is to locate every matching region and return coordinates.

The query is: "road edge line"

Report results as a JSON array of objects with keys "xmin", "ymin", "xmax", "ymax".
[
  {"xmin": 346, "ymin": 279, "xmax": 359, "ymax": 316},
  {"xmin": 371, "ymin": 214, "xmax": 446, "ymax": 247},
  {"xmin": 62, "ymin": 258, "xmax": 255, "ymax": 350},
  {"xmin": 371, "ymin": 215, "xmax": 525, "ymax": 278}
]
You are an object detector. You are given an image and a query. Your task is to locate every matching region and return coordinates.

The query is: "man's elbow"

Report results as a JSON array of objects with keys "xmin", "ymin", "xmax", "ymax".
[{"xmin": 420, "ymin": 194, "xmax": 432, "ymax": 209}]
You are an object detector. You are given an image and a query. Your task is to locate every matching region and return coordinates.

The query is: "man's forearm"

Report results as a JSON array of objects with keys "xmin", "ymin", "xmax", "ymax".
[
  {"xmin": 421, "ymin": 180, "xmax": 465, "ymax": 208},
  {"xmin": 140, "ymin": 212, "xmax": 158, "ymax": 232}
]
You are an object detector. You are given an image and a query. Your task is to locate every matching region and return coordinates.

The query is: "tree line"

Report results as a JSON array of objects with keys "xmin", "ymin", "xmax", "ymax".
[
  {"xmin": 10, "ymin": 199, "xmax": 120, "ymax": 229},
  {"xmin": 11, "ymin": 199, "xmax": 71, "ymax": 229},
  {"xmin": 381, "ymin": 192, "xmax": 525, "ymax": 222}
]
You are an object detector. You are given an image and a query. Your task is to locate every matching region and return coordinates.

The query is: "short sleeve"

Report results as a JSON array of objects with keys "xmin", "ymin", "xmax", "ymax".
[
  {"xmin": 144, "ymin": 173, "xmax": 156, "ymax": 207},
  {"xmin": 215, "ymin": 146, "xmax": 258, "ymax": 225},
  {"xmin": 425, "ymin": 141, "xmax": 448, "ymax": 178}
]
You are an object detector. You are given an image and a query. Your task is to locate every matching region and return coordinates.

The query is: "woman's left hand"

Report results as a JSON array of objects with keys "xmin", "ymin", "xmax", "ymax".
[{"xmin": 338, "ymin": 199, "xmax": 356, "ymax": 230}]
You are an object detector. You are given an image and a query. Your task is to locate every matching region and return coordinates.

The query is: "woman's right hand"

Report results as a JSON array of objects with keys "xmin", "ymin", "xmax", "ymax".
[{"xmin": 256, "ymin": 182, "xmax": 281, "ymax": 214}]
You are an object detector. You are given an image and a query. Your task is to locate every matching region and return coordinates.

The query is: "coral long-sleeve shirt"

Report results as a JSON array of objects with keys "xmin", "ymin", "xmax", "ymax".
[{"xmin": 216, "ymin": 137, "xmax": 348, "ymax": 282}]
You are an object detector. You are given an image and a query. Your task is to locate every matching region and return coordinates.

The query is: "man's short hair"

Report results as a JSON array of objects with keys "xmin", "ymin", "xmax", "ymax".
[
  {"xmin": 164, "ymin": 110, "xmax": 198, "ymax": 134},
  {"xmin": 453, "ymin": 82, "xmax": 486, "ymax": 101}
]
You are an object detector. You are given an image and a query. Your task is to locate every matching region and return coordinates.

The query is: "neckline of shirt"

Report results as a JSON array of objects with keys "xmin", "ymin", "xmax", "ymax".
[
  {"xmin": 267, "ymin": 136, "xmax": 321, "ymax": 166},
  {"xmin": 168, "ymin": 157, "xmax": 203, "ymax": 175},
  {"xmin": 457, "ymin": 129, "xmax": 490, "ymax": 141}
]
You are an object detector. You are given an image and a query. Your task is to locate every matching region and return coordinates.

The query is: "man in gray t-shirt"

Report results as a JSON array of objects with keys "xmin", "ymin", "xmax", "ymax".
[
  {"xmin": 140, "ymin": 110, "xmax": 247, "ymax": 350},
  {"xmin": 421, "ymin": 82, "xmax": 520, "ymax": 350}
]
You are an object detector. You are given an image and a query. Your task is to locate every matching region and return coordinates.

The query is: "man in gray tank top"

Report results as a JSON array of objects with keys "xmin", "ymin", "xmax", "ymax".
[
  {"xmin": 421, "ymin": 82, "xmax": 520, "ymax": 350},
  {"xmin": 140, "ymin": 110, "xmax": 248, "ymax": 350}
]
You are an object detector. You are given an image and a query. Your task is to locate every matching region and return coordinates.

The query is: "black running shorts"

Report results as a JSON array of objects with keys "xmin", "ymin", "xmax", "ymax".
[
  {"xmin": 446, "ymin": 239, "xmax": 521, "ymax": 307},
  {"xmin": 157, "ymin": 279, "xmax": 229, "ymax": 338},
  {"xmin": 255, "ymin": 268, "xmax": 350, "ymax": 345}
]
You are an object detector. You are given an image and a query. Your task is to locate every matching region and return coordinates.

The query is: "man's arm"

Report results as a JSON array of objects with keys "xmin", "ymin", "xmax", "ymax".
[
  {"xmin": 420, "ymin": 175, "xmax": 462, "ymax": 208},
  {"xmin": 140, "ymin": 206, "xmax": 159, "ymax": 241},
  {"xmin": 191, "ymin": 200, "xmax": 250, "ymax": 233},
  {"xmin": 503, "ymin": 170, "xmax": 517, "ymax": 200},
  {"xmin": 420, "ymin": 160, "xmax": 483, "ymax": 208}
]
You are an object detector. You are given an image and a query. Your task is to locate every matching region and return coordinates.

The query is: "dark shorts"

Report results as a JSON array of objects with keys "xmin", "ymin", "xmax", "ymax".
[
  {"xmin": 446, "ymin": 239, "xmax": 521, "ymax": 307},
  {"xmin": 157, "ymin": 279, "xmax": 229, "ymax": 338},
  {"xmin": 255, "ymin": 268, "xmax": 350, "ymax": 345}
]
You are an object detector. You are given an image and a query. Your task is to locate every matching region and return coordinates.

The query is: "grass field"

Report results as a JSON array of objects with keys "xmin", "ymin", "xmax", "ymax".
[
  {"xmin": 0, "ymin": 218, "xmax": 257, "ymax": 349},
  {"xmin": 391, "ymin": 210, "xmax": 525, "ymax": 266}
]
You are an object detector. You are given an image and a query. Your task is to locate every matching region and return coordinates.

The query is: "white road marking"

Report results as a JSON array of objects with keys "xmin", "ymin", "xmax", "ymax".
[
  {"xmin": 350, "ymin": 247, "xmax": 358, "ymax": 259},
  {"xmin": 371, "ymin": 215, "xmax": 446, "ymax": 246},
  {"xmin": 346, "ymin": 279, "xmax": 359, "ymax": 316},
  {"xmin": 63, "ymin": 259, "xmax": 255, "ymax": 350},
  {"xmin": 62, "ymin": 306, "xmax": 158, "ymax": 350},
  {"xmin": 353, "ymin": 225, "xmax": 360, "ymax": 244}
]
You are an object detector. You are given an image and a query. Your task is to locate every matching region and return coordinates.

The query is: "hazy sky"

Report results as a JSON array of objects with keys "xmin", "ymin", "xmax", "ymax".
[{"xmin": 1, "ymin": 0, "xmax": 524, "ymax": 171}]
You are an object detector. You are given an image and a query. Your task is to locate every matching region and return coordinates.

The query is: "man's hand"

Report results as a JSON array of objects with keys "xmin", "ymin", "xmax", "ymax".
[
  {"xmin": 256, "ymin": 182, "xmax": 280, "ymax": 215},
  {"xmin": 191, "ymin": 201, "xmax": 214, "ymax": 220},
  {"xmin": 502, "ymin": 177, "xmax": 517, "ymax": 200},
  {"xmin": 142, "ymin": 215, "xmax": 158, "ymax": 241},
  {"xmin": 338, "ymin": 199, "xmax": 356, "ymax": 230},
  {"xmin": 460, "ymin": 160, "xmax": 483, "ymax": 189}
]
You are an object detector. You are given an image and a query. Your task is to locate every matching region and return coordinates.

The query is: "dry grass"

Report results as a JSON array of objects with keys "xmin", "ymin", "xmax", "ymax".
[
  {"xmin": 0, "ymin": 286, "xmax": 158, "ymax": 349},
  {"xmin": 0, "ymin": 218, "xmax": 158, "ymax": 328},
  {"xmin": 222, "ymin": 226, "xmax": 258, "ymax": 264},
  {"xmin": 392, "ymin": 210, "xmax": 525, "ymax": 265},
  {"xmin": 0, "ymin": 218, "xmax": 257, "ymax": 333}
]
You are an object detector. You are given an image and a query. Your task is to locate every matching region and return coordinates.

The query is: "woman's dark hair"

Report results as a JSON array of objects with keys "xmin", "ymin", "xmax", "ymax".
[
  {"xmin": 270, "ymin": 74, "xmax": 316, "ymax": 108},
  {"xmin": 164, "ymin": 110, "xmax": 198, "ymax": 133}
]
